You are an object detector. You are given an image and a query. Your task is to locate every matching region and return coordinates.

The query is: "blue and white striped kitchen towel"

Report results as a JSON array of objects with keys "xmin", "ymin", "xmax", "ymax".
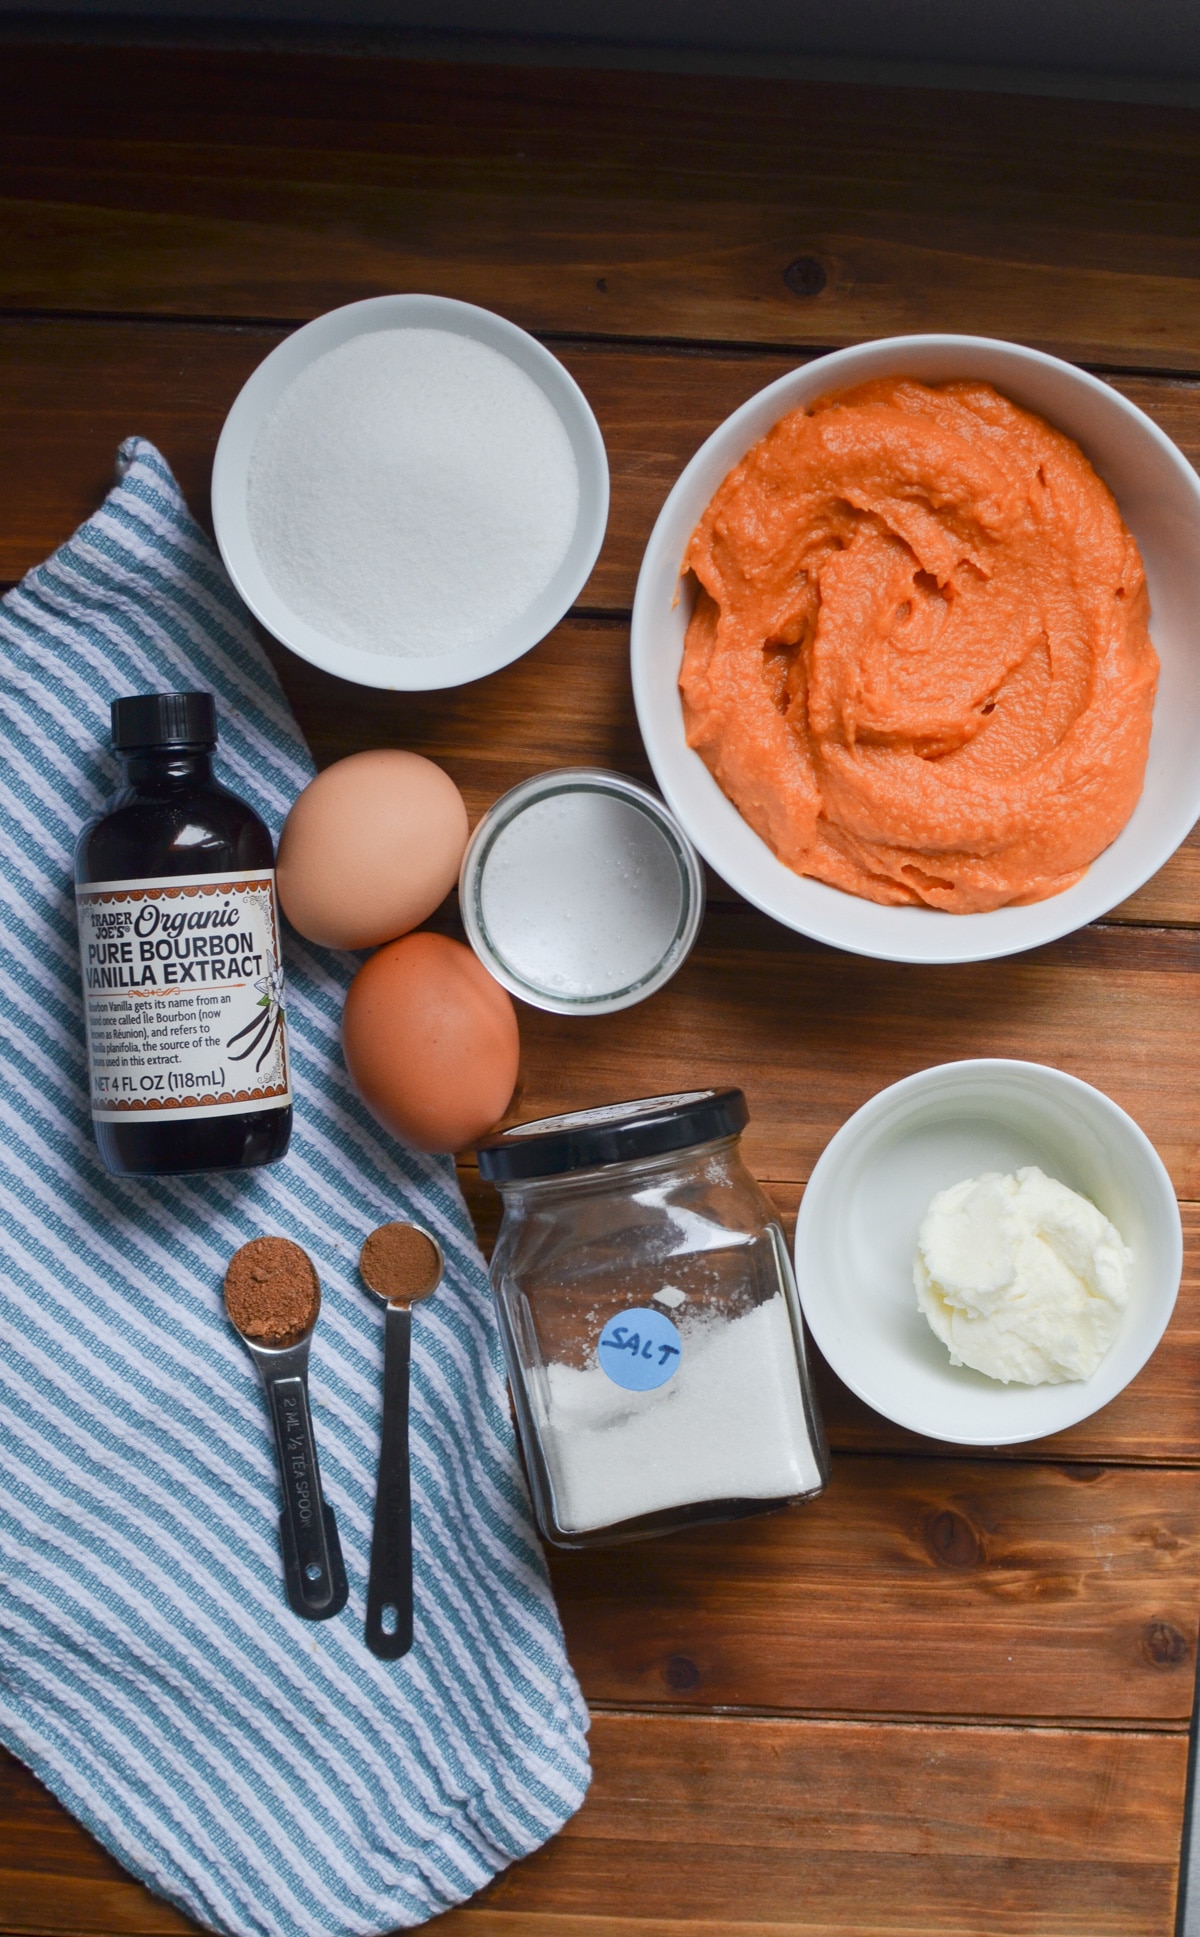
[{"xmin": 0, "ymin": 437, "xmax": 590, "ymax": 1936}]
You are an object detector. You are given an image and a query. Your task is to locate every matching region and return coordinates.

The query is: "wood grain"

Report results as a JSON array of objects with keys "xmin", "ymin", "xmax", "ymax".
[
  {"xmin": 0, "ymin": 1746, "xmax": 194, "ymax": 1934},
  {"xmin": 443, "ymin": 1712, "xmax": 1187, "ymax": 1937},
  {"xmin": 6, "ymin": 51, "xmax": 1200, "ymax": 369},
  {"xmin": 796, "ymin": 1196, "xmax": 1200, "ymax": 1466},
  {"xmin": 267, "ymin": 612, "xmax": 1199, "ymax": 923},
  {"xmin": 1, "ymin": 1712, "xmax": 1187, "ymax": 1937},
  {"xmin": 459, "ymin": 905, "xmax": 1200, "ymax": 1196},
  {"xmin": 457, "ymin": 1178, "xmax": 1200, "ymax": 1465},
  {"xmin": 3, "ymin": 320, "xmax": 1200, "ymax": 615},
  {"xmin": 547, "ymin": 1458, "xmax": 1199, "ymax": 1722}
]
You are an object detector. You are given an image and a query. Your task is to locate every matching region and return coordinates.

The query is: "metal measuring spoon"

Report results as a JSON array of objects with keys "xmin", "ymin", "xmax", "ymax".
[
  {"xmin": 358, "ymin": 1221, "xmax": 444, "ymax": 1660},
  {"xmin": 224, "ymin": 1237, "xmax": 349, "ymax": 1623}
]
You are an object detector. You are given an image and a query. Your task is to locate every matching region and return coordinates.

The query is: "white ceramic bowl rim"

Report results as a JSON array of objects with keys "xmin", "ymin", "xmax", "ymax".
[
  {"xmin": 793, "ymin": 1057, "xmax": 1183, "ymax": 1446},
  {"xmin": 631, "ymin": 332, "xmax": 1200, "ymax": 963},
  {"xmin": 213, "ymin": 293, "xmax": 610, "ymax": 692}
]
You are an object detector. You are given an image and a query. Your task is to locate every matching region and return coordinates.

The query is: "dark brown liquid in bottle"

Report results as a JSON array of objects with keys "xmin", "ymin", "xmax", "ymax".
[{"xmin": 75, "ymin": 699, "xmax": 293, "ymax": 1178}]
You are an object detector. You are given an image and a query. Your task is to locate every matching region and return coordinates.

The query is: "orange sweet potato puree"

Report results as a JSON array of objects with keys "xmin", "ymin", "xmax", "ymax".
[{"xmin": 680, "ymin": 378, "xmax": 1158, "ymax": 911}]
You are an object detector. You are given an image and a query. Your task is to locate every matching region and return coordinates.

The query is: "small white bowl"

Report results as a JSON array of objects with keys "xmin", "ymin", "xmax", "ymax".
[
  {"xmin": 793, "ymin": 1059, "xmax": 1182, "ymax": 1446},
  {"xmin": 631, "ymin": 333, "xmax": 1200, "ymax": 964},
  {"xmin": 212, "ymin": 294, "xmax": 609, "ymax": 691}
]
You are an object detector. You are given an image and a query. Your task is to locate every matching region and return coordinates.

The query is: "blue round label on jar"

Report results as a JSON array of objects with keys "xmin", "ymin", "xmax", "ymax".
[{"xmin": 597, "ymin": 1307, "xmax": 683, "ymax": 1391}]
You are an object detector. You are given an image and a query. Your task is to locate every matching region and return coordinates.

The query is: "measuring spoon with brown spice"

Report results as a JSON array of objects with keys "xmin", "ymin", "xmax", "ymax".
[
  {"xmin": 224, "ymin": 1236, "xmax": 349, "ymax": 1623},
  {"xmin": 358, "ymin": 1221, "xmax": 444, "ymax": 1660}
]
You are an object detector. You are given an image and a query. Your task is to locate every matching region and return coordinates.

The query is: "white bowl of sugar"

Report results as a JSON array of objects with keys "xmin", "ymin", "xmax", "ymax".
[{"xmin": 212, "ymin": 294, "xmax": 609, "ymax": 691}]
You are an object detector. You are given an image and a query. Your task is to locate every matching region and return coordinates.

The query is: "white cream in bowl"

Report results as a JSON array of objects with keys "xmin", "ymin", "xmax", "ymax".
[{"xmin": 914, "ymin": 1166, "xmax": 1132, "ymax": 1385}]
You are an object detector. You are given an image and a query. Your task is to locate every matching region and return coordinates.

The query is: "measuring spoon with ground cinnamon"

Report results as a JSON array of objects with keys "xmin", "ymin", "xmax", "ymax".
[
  {"xmin": 359, "ymin": 1221, "xmax": 444, "ymax": 1660},
  {"xmin": 224, "ymin": 1236, "xmax": 348, "ymax": 1622}
]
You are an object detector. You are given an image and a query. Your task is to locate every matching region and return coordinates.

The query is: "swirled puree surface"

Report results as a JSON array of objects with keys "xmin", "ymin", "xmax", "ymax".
[{"xmin": 680, "ymin": 378, "xmax": 1159, "ymax": 910}]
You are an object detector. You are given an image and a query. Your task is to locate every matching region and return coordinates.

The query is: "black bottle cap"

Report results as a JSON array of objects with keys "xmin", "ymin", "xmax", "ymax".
[
  {"xmin": 476, "ymin": 1088, "xmax": 750, "ymax": 1183},
  {"xmin": 111, "ymin": 692, "xmax": 217, "ymax": 751}
]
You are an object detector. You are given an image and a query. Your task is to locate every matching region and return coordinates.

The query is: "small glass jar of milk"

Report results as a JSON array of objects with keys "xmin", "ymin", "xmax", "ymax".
[{"xmin": 477, "ymin": 1091, "xmax": 830, "ymax": 1548}]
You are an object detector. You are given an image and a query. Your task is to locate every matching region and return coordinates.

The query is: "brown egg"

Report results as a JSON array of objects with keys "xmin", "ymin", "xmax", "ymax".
[
  {"xmin": 277, "ymin": 749, "xmax": 469, "ymax": 949},
  {"xmin": 343, "ymin": 932, "xmax": 520, "ymax": 1152}
]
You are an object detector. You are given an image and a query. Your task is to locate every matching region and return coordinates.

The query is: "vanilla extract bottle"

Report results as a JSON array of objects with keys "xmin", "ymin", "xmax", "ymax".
[{"xmin": 74, "ymin": 692, "xmax": 293, "ymax": 1177}]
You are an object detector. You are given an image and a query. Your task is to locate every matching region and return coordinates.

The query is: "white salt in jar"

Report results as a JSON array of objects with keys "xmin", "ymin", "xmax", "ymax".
[{"xmin": 477, "ymin": 1091, "xmax": 830, "ymax": 1548}]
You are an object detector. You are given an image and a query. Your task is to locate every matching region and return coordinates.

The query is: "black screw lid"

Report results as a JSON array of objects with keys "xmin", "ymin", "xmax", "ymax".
[
  {"xmin": 111, "ymin": 692, "xmax": 217, "ymax": 751},
  {"xmin": 476, "ymin": 1088, "xmax": 749, "ymax": 1183}
]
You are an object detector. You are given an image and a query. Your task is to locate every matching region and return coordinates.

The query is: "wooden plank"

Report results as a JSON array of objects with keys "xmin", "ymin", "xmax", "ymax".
[
  {"xmin": 3, "ymin": 323, "xmax": 1195, "ymax": 924},
  {"xmin": 1, "ymin": 324, "xmax": 805, "ymax": 601},
  {"xmin": 441, "ymin": 1713, "xmax": 1187, "ymax": 1937},
  {"xmin": 4, "ymin": 331, "xmax": 1200, "ymax": 613},
  {"xmin": 457, "ymin": 1176, "xmax": 1200, "ymax": 1466},
  {"xmin": 450, "ymin": 901, "xmax": 1200, "ymax": 1196},
  {"xmin": 504, "ymin": 1710, "xmax": 1189, "ymax": 1864},
  {"xmin": 267, "ymin": 613, "xmax": 1200, "ymax": 922},
  {"xmin": 3, "ymin": 52, "xmax": 1199, "ymax": 1937},
  {"xmin": 548, "ymin": 1458, "xmax": 1200, "ymax": 1722},
  {"xmin": 0, "ymin": 1873, "xmax": 191, "ymax": 1937},
  {"xmin": 796, "ymin": 1195, "xmax": 1200, "ymax": 1467},
  {"xmin": 0, "ymin": 1713, "xmax": 1187, "ymax": 1937},
  {"xmin": 6, "ymin": 50, "xmax": 1200, "ymax": 368}
]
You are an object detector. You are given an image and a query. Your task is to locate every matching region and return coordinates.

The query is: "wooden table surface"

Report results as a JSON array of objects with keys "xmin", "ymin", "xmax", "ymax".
[{"xmin": 4, "ymin": 38, "xmax": 1200, "ymax": 1937}]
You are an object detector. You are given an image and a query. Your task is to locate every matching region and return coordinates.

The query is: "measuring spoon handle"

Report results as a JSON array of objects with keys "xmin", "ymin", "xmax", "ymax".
[
  {"xmin": 266, "ymin": 1371, "xmax": 348, "ymax": 1621},
  {"xmin": 365, "ymin": 1303, "xmax": 414, "ymax": 1659}
]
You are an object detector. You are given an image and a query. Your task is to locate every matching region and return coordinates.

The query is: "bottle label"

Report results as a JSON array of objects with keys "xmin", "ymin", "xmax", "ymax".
[
  {"xmin": 75, "ymin": 868, "xmax": 291, "ymax": 1123},
  {"xmin": 597, "ymin": 1307, "xmax": 683, "ymax": 1392}
]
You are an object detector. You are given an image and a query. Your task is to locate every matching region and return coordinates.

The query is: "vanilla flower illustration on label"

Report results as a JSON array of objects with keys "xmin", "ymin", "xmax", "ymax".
[{"xmin": 75, "ymin": 868, "xmax": 291, "ymax": 1122}]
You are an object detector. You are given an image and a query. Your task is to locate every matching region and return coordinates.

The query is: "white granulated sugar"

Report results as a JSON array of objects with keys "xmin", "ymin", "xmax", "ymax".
[
  {"xmin": 537, "ymin": 1295, "xmax": 824, "ymax": 1535},
  {"xmin": 480, "ymin": 790, "xmax": 684, "ymax": 998},
  {"xmin": 246, "ymin": 328, "xmax": 580, "ymax": 658}
]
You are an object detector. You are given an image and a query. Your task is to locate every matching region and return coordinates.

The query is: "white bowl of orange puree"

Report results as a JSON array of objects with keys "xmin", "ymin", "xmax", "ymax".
[{"xmin": 631, "ymin": 334, "xmax": 1200, "ymax": 963}]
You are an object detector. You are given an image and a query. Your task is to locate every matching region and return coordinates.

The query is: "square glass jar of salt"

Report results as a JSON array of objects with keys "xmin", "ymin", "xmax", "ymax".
[{"xmin": 477, "ymin": 1091, "xmax": 830, "ymax": 1548}]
